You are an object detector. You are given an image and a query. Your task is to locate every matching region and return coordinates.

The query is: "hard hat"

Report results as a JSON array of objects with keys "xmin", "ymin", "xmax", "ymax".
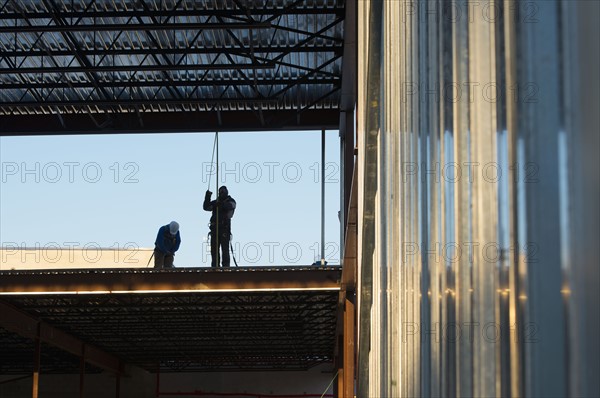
[{"xmin": 169, "ymin": 221, "xmax": 179, "ymax": 235}]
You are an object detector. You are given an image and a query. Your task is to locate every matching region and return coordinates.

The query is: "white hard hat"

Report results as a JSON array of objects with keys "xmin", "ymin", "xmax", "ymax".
[{"xmin": 169, "ymin": 221, "xmax": 179, "ymax": 235}]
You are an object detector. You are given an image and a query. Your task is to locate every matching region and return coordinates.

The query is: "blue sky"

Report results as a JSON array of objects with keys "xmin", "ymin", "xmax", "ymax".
[{"xmin": 0, "ymin": 130, "xmax": 341, "ymax": 267}]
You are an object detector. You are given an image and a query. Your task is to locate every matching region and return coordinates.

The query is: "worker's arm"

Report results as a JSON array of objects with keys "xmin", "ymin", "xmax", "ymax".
[
  {"xmin": 203, "ymin": 191, "xmax": 214, "ymax": 211},
  {"xmin": 155, "ymin": 226, "xmax": 168, "ymax": 253},
  {"xmin": 173, "ymin": 233, "xmax": 181, "ymax": 253}
]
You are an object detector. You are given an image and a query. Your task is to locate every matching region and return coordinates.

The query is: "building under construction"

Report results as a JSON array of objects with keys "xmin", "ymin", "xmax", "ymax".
[{"xmin": 1, "ymin": 1, "xmax": 599, "ymax": 397}]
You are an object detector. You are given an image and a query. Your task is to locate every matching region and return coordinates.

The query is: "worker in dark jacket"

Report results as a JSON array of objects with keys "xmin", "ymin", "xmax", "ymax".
[
  {"xmin": 204, "ymin": 186, "xmax": 236, "ymax": 267},
  {"xmin": 154, "ymin": 221, "xmax": 181, "ymax": 269}
]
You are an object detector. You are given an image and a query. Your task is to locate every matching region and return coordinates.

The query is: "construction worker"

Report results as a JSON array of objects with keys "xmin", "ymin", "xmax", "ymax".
[
  {"xmin": 154, "ymin": 221, "xmax": 181, "ymax": 269},
  {"xmin": 204, "ymin": 186, "xmax": 236, "ymax": 267}
]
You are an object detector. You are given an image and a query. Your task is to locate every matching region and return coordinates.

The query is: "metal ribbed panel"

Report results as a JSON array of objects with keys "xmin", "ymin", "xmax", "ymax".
[{"xmin": 356, "ymin": 0, "xmax": 599, "ymax": 396}]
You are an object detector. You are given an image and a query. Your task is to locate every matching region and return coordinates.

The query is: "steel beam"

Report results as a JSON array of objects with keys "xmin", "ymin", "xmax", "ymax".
[
  {"xmin": 0, "ymin": 108, "xmax": 339, "ymax": 135},
  {"xmin": 0, "ymin": 8, "xmax": 344, "ymax": 20},
  {"xmin": 0, "ymin": 63, "xmax": 274, "ymax": 74},
  {"xmin": 0, "ymin": 267, "xmax": 341, "ymax": 294},
  {"xmin": 0, "ymin": 301, "xmax": 121, "ymax": 373},
  {"xmin": 0, "ymin": 46, "xmax": 343, "ymax": 57},
  {"xmin": 0, "ymin": 78, "xmax": 339, "ymax": 90},
  {"xmin": 0, "ymin": 22, "xmax": 272, "ymax": 33}
]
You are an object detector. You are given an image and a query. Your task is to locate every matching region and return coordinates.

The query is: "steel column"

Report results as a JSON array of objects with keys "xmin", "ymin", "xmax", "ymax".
[
  {"xmin": 356, "ymin": 0, "xmax": 383, "ymax": 394},
  {"xmin": 343, "ymin": 295, "xmax": 356, "ymax": 397},
  {"xmin": 336, "ymin": 354, "xmax": 343, "ymax": 397},
  {"xmin": 32, "ymin": 323, "xmax": 41, "ymax": 398}
]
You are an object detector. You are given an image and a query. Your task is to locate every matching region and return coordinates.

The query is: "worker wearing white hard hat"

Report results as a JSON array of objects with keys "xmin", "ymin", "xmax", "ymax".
[{"xmin": 154, "ymin": 221, "xmax": 181, "ymax": 269}]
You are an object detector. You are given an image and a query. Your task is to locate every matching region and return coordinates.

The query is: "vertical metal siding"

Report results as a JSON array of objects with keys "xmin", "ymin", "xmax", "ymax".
[{"xmin": 356, "ymin": 0, "xmax": 599, "ymax": 396}]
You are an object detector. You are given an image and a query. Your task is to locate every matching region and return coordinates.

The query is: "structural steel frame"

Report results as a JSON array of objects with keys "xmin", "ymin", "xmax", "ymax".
[
  {"xmin": 0, "ymin": 267, "xmax": 341, "ymax": 374},
  {"xmin": 0, "ymin": 0, "xmax": 346, "ymax": 134},
  {"xmin": 0, "ymin": 1, "xmax": 359, "ymax": 395}
]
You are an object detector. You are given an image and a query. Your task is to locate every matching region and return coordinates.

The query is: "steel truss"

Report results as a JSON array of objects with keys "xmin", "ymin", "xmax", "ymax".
[{"xmin": 0, "ymin": 0, "xmax": 346, "ymax": 134}]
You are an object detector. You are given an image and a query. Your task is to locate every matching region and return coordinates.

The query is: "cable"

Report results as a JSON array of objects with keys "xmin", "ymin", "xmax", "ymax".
[
  {"xmin": 320, "ymin": 370, "xmax": 339, "ymax": 398},
  {"xmin": 206, "ymin": 131, "xmax": 221, "ymax": 267},
  {"xmin": 207, "ymin": 132, "xmax": 218, "ymax": 191},
  {"xmin": 146, "ymin": 251, "xmax": 154, "ymax": 267},
  {"xmin": 230, "ymin": 234, "xmax": 239, "ymax": 267}
]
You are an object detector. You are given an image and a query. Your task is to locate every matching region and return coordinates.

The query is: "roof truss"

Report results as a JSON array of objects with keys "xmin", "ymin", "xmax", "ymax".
[{"xmin": 0, "ymin": 0, "xmax": 346, "ymax": 134}]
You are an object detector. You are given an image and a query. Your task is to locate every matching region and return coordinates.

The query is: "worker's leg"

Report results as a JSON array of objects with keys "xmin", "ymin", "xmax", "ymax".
[
  {"xmin": 164, "ymin": 254, "xmax": 174, "ymax": 268},
  {"xmin": 154, "ymin": 249, "xmax": 165, "ymax": 269},
  {"xmin": 210, "ymin": 231, "xmax": 218, "ymax": 267},
  {"xmin": 221, "ymin": 233, "xmax": 231, "ymax": 267}
]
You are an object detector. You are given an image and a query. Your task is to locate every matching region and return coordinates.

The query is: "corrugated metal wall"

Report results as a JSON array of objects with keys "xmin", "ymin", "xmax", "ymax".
[{"xmin": 355, "ymin": 0, "xmax": 599, "ymax": 397}]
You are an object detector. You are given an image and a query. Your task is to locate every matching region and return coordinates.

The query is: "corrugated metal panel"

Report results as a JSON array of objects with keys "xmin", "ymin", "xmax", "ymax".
[{"xmin": 356, "ymin": 0, "xmax": 599, "ymax": 396}]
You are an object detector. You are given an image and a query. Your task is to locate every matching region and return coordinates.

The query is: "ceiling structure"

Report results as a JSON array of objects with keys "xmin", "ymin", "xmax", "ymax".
[
  {"xmin": 0, "ymin": 267, "xmax": 342, "ymax": 373},
  {"xmin": 0, "ymin": 0, "xmax": 354, "ymax": 378},
  {"xmin": 0, "ymin": 0, "xmax": 349, "ymax": 135}
]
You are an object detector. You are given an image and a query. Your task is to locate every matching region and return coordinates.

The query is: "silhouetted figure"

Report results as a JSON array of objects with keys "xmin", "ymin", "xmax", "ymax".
[{"xmin": 204, "ymin": 186, "xmax": 236, "ymax": 267}]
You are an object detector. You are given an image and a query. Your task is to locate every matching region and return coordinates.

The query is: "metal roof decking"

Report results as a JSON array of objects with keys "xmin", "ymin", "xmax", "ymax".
[
  {"xmin": 0, "ymin": 266, "xmax": 342, "ymax": 373},
  {"xmin": 0, "ymin": 0, "xmax": 346, "ymax": 134}
]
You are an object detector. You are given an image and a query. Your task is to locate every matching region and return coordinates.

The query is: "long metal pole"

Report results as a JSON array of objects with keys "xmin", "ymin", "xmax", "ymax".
[
  {"xmin": 321, "ymin": 129, "xmax": 326, "ymax": 265},
  {"xmin": 216, "ymin": 131, "xmax": 220, "ymax": 267},
  {"xmin": 32, "ymin": 323, "xmax": 41, "ymax": 398}
]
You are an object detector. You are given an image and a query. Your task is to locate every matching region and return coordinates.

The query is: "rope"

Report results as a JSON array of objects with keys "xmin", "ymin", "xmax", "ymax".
[
  {"xmin": 207, "ymin": 132, "xmax": 218, "ymax": 190},
  {"xmin": 146, "ymin": 251, "xmax": 154, "ymax": 267},
  {"xmin": 207, "ymin": 131, "xmax": 236, "ymax": 268},
  {"xmin": 230, "ymin": 234, "xmax": 239, "ymax": 267},
  {"xmin": 320, "ymin": 370, "xmax": 339, "ymax": 398}
]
